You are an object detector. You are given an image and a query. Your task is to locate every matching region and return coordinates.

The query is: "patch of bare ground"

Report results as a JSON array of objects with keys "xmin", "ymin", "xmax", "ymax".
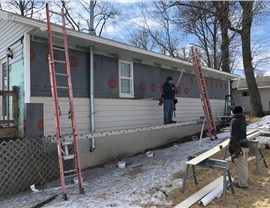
[{"xmin": 164, "ymin": 145, "xmax": 270, "ymax": 208}]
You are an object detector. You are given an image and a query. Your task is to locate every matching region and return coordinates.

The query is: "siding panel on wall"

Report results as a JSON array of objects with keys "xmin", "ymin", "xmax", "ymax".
[{"xmin": 0, "ymin": 19, "xmax": 32, "ymax": 62}]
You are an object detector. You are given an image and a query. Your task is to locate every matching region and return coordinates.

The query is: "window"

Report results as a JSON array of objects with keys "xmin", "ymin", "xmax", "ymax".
[
  {"xmin": 242, "ymin": 91, "xmax": 249, "ymax": 97},
  {"xmin": 0, "ymin": 59, "xmax": 7, "ymax": 90},
  {"xmin": 119, "ymin": 60, "xmax": 134, "ymax": 97}
]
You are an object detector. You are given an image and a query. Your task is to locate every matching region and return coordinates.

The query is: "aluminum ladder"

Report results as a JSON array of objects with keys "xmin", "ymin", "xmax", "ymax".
[
  {"xmin": 45, "ymin": 3, "xmax": 84, "ymax": 200},
  {"xmin": 191, "ymin": 47, "xmax": 217, "ymax": 140}
]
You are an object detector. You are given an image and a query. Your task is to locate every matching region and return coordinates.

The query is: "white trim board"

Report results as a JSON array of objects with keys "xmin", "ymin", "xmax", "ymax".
[
  {"xmin": 174, "ymin": 176, "xmax": 223, "ymax": 208},
  {"xmin": 200, "ymin": 176, "xmax": 229, "ymax": 207},
  {"xmin": 187, "ymin": 139, "xmax": 230, "ymax": 165}
]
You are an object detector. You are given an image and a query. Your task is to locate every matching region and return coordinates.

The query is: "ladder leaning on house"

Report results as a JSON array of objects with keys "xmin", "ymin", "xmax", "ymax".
[
  {"xmin": 191, "ymin": 47, "xmax": 217, "ymax": 140},
  {"xmin": 45, "ymin": 3, "xmax": 84, "ymax": 200}
]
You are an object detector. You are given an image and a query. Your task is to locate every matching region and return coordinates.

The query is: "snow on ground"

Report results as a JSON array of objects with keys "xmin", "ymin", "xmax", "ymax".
[{"xmin": 1, "ymin": 117, "xmax": 270, "ymax": 208}]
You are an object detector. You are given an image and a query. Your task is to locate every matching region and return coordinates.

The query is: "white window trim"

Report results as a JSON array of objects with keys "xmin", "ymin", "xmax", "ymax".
[
  {"xmin": 0, "ymin": 56, "xmax": 7, "ymax": 91},
  {"xmin": 119, "ymin": 60, "xmax": 134, "ymax": 98}
]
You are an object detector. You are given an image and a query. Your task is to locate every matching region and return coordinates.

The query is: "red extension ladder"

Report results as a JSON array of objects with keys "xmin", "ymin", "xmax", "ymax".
[
  {"xmin": 45, "ymin": 3, "xmax": 84, "ymax": 200},
  {"xmin": 191, "ymin": 47, "xmax": 217, "ymax": 140}
]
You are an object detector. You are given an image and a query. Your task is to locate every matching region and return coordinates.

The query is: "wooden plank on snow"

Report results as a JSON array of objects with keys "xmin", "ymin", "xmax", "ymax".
[{"xmin": 174, "ymin": 176, "xmax": 223, "ymax": 208}]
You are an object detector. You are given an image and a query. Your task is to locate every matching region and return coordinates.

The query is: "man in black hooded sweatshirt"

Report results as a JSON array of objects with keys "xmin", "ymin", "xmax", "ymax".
[{"xmin": 229, "ymin": 106, "xmax": 249, "ymax": 189}]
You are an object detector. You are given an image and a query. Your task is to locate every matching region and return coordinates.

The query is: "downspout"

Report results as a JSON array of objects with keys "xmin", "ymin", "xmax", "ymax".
[
  {"xmin": 89, "ymin": 46, "xmax": 95, "ymax": 152},
  {"xmin": 89, "ymin": 0, "xmax": 96, "ymax": 152}
]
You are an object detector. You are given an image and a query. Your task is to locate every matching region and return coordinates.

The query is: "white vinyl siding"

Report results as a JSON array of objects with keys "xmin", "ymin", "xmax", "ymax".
[
  {"xmin": 119, "ymin": 60, "xmax": 134, "ymax": 98},
  {"xmin": 0, "ymin": 19, "xmax": 32, "ymax": 64},
  {"xmin": 31, "ymin": 96, "xmax": 224, "ymax": 136}
]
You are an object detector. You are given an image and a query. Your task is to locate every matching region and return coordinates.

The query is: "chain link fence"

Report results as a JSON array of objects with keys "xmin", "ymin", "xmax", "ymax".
[{"xmin": 0, "ymin": 137, "xmax": 71, "ymax": 199}]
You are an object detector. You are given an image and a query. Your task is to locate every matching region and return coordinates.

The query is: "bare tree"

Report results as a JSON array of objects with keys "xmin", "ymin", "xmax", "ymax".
[
  {"xmin": 62, "ymin": 0, "xmax": 120, "ymax": 36},
  {"xmin": 228, "ymin": 1, "xmax": 264, "ymax": 116},
  {"xmin": 128, "ymin": 2, "xmax": 181, "ymax": 58},
  {"xmin": 2, "ymin": 0, "xmax": 44, "ymax": 18},
  {"xmin": 128, "ymin": 29, "xmax": 158, "ymax": 51}
]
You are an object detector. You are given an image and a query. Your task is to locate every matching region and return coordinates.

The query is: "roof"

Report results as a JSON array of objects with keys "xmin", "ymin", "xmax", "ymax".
[
  {"xmin": 0, "ymin": 10, "xmax": 239, "ymax": 80},
  {"xmin": 232, "ymin": 76, "xmax": 270, "ymax": 90}
]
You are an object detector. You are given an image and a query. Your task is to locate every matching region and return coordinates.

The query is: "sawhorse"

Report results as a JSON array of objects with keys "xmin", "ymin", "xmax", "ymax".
[
  {"xmin": 181, "ymin": 156, "xmax": 234, "ymax": 206},
  {"xmin": 248, "ymin": 140, "xmax": 268, "ymax": 174},
  {"xmin": 223, "ymin": 140, "xmax": 268, "ymax": 174}
]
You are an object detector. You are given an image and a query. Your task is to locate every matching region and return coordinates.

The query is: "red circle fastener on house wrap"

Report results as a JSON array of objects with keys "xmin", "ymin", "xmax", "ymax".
[
  {"xmin": 150, "ymin": 83, "xmax": 156, "ymax": 92},
  {"xmin": 108, "ymin": 79, "xmax": 117, "ymax": 89},
  {"xmin": 69, "ymin": 55, "xmax": 79, "ymax": 68},
  {"xmin": 139, "ymin": 82, "xmax": 146, "ymax": 91},
  {"xmin": 174, "ymin": 87, "xmax": 180, "ymax": 94}
]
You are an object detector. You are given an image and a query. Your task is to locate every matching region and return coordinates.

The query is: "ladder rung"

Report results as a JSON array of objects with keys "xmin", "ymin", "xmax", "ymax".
[
  {"xmin": 49, "ymin": 10, "xmax": 61, "ymax": 16},
  {"xmin": 62, "ymin": 141, "xmax": 73, "ymax": 146},
  {"xmin": 64, "ymin": 173, "xmax": 78, "ymax": 179},
  {"xmin": 60, "ymin": 112, "xmax": 72, "ymax": 117},
  {"xmin": 63, "ymin": 154, "xmax": 76, "ymax": 160},
  {"xmin": 57, "ymin": 86, "xmax": 69, "ymax": 89},
  {"xmin": 55, "ymin": 72, "xmax": 68, "ymax": 77},
  {"xmin": 62, "ymin": 127, "xmax": 75, "ymax": 130},
  {"xmin": 53, "ymin": 46, "xmax": 65, "ymax": 51},
  {"xmin": 64, "ymin": 169, "xmax": 77, "ymax": 175},
  {"xmin": 54, "ymin": 60, "xmax": 67, "ymax": 64}
]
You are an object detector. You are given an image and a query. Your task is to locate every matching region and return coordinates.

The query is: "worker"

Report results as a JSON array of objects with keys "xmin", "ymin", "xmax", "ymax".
[
  {"xmin": 162, "ymin": 76, "xmax": 177, "ymax": 124},
  {"xmin": 229, "ymin": 106, "xmax": 249, "ymax": 189}
]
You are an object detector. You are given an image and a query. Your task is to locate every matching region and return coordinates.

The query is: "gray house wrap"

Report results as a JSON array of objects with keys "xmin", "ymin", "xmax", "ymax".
[{"xmin": 30, "ymin": 41, "xmax": 228, "ymax": 100}]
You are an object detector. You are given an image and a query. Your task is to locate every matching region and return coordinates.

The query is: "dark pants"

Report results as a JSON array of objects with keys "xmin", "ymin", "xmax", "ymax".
[{"xmin": 163, "ymin": 98, "xmax": 174, "ymax": 124}]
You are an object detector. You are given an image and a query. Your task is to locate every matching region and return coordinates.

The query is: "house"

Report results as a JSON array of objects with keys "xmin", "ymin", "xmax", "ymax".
[
  {"xmin": 232, "ymin": 76, "xmax": 270, "ymax": 113},
  {"xmin": 0, "ymin": 9, "xmax": 238, "ymax": 169}
]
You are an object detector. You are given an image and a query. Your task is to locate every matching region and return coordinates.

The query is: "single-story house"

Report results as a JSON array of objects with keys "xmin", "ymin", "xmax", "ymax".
[
  {"xmin": 0, "ymin": 9, "xmax": 238, "ymax": 169},
  {"xmin": 232, "ymin": 76, "xmax": 270, "ymax": 113}
]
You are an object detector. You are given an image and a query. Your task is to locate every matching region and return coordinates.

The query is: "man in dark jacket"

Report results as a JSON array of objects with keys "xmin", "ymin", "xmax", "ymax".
[
  {"xmin": 229, "ymin": 106, "xmax": 249, "ymax": 189},
  {"xmin": 162, "ymin": 76, "xmax": 176, "ymax": 124}
]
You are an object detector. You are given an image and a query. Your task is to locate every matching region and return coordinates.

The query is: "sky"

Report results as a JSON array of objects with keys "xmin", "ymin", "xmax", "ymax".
[{"xmin": 98, "ymin": 1, "xmax": 270, "ymax": 77}]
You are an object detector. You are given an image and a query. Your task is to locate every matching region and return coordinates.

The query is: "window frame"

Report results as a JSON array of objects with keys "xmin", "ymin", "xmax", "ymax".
[
  {"xmin": 118, "ymin": 60, "xmax": 134, "ymax": 98},
  {"xmin": 0, "ymin": 57, "xmax": 7, "ymax": 90}
]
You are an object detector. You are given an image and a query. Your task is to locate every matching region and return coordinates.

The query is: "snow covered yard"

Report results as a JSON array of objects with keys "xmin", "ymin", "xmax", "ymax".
[{"xmin": 1, "ymin": 116, "xmax": 270, "ymax": 208}]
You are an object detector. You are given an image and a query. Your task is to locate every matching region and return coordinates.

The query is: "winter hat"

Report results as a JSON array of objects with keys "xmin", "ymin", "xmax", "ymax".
[{"xmin": 232, "ymin": 106, "xmax": 243, "ymax": 114}]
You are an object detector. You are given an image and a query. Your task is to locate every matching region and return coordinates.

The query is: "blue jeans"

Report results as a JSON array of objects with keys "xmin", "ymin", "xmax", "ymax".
[{"xmin": 163, "ymin": 98, "xmax": 174, "ymax": 124}]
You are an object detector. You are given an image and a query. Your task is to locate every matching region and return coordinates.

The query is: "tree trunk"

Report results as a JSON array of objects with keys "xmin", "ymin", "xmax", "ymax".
[
  {"xmin": 240, "ymin": 1, "xmax": 264, "ymax": 116},
  {"xmin": 213, "ymin": 1, "xmax": 230, "ymax": 73}
]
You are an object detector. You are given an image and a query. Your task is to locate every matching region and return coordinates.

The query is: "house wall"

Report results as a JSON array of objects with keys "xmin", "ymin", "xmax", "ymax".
[
  {"xmin": 233, "ymin": 88, "xmax": 270, "ymax": 112},
  {"xmin": 31, "ymin": 96, "xmax": 224, "ymax": 169},
  {"xmin": 29, "ymin": 38, "xmax": 228, "ymax": 169},
  {"xmin": 0, "ymin": 19, "xmax": 32, "ymax": 136}
]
